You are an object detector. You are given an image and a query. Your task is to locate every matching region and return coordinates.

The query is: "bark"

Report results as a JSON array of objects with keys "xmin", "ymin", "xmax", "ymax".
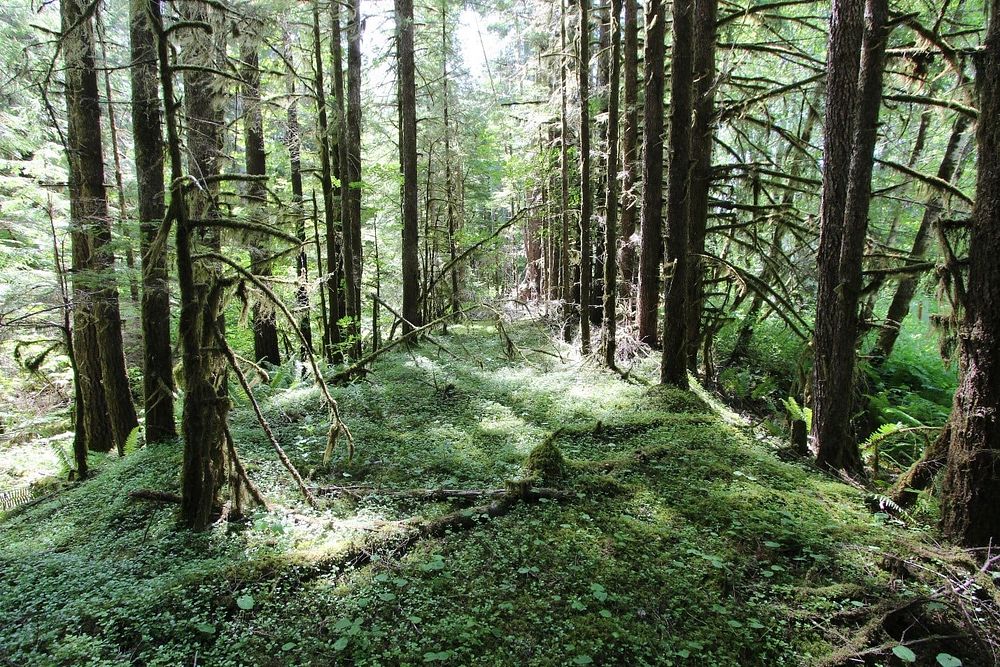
[
  {"xmin": 342, "ymin": 0, "xmax": 364, "ymax": 357},
  {"xmin": 618, "ymin": 0, "xmax": 640, "ymax": 297},
  {"xmin": 871, "ymin": 116, "xmax": 971, "ymax": 363},
  {"xmin": 241, "ymin": 39, "xmax": 281, "ymax": 366},
  {"xmin": 62, "ymin": 0, "xmax": 137, "ymax": 454},
  {"xmin": 171, "ymin": 0, "xmax": 230, "ymax": 529},
  {"xmin": 442, "ymin": 0, "xmax": 461, "ymax": 318},
  {"xmin": 285, "ymin": 39, "xmax": 315, "ymax": 359},
  {"xmin": 637, "ymin": 0, "xmax": 667, "ymax": 347},
  {"xmin": 660, "ymin": 0, "xmax": 694, "ymax": 387},
  {"xmin": 602, "ymin": 0, "xmax": 622, "ymax": 367},
  {"xmin": 560, "ymin": 0, "xmax": 574, "ymax": 340},
  {"xmin": 810, "ymin": 0, "xmax": 889, "ymax": 473},
  {"xmin": 940, "ymin": 3, "xmax": 1000, "ymax": 548},
  {"xmin": 397, "ymin": 0, "xmax": 421, "ymax": 334},
  {"xmin": 685, "ymin": 0, "xmax": 718, "ymax": 372},
  {"xmin": 129, "ymin": 0, "xmax": 175, "ymax": 442},
  {"xmin": 578, "ymin": 0, "xmax": 593, "ymax": 354},
  {"xmin": 312, "ymin": 5, "xmax": 341, "ymax": 361}
]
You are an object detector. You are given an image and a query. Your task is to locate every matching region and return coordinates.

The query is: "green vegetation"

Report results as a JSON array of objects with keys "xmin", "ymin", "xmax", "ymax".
[{"xmin": 2, "ymin": 323, "xmax": 993, "ymax": 665}]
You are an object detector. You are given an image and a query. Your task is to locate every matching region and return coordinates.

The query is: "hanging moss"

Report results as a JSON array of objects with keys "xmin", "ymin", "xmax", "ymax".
[{"xmin": 524, "ymin": 431, "xmax": 566, "ymax": 483}]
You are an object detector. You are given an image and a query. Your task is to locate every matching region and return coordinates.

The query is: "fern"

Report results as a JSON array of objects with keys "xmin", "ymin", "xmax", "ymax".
[
  {"xmin": 861, "ymin": 422, "xmax": 905, "ymax": 453},
  {"xmin": 869, "ymin": 492, "xmax": 905, "ymax": 516},
  {"xmin": 123, "ymin": 426, "xmax": 141, "ymax": 455},
  {"xmin": 51, "ymin": 440, "xmax": 74, "ymax": 475}
]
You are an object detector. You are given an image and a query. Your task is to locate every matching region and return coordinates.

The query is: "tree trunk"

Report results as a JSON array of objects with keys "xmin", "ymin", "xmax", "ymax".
[
  {"xmin": 313, "ymin": 3, "xmax": 341, "ymax": 360},
  {"xmin": 241, "ymin": 40, "xmax": 281, "ymax": 366},
  {"xmin": 62, "ymin": 0, "xmax": 137, "ymax": 455},
  {"xmin": 871, "ymin": 116, "xmax": 971, "ymax": 363},
  {"xmin": 560, "ymin": 0, "xmax": 574, "ymax": 341},
  {"xmin": 170, "ymin": 0, "xmax": 230, "ymax": 529},
  {"xmin": 602, "ymin": 0, "xmax": 622, "ymax": 367},
  {"xmin": 636, "ymin": 0, "xmax": 666, "ymax": 347},
  {"xmin": 339, "ymin": 0, "xmax": 363, "ymax": 357},
  {"xmin": 810, "ymin": 0, "xmax": 888, "ymax": 473},
  {"xmin": 684, "ymin": 0, "xmax": 718, "ymax": 373},
  {"xmin": 940, "ymin": 4, "xmax": 1000, "ymax": 548},
  {"xmin": 397, "ymin": 0, "xmax": 422, "ymax": 334},
  {"xmin": 660, "ymin": 0, "xmax": 694, "ymax": 387},
  {"xmin": 578, "ymin": 0, "xmax": 593, "ymax": 354},
  {"xmin": 129, "ymin": 0, "xmax": 175, "ymax": 443},
  {"xmin": 618, "ymin": 0, "xmax": 639, "ymax": 299},
  {"xmin": 285, "ymin": 38, "xmax": 315, "ymax": 359}
]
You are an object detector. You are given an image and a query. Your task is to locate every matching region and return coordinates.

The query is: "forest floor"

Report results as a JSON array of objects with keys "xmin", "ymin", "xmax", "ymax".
[{"xmin": 1, "ymin": 320, "xmax": 997, "ymax": 666}]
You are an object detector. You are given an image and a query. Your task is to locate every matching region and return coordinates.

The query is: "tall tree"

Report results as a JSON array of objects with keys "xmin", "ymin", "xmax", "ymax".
[
  {"xmin": 313, "ymin": 2, "xmax": 340, "ymax": 360},
  {"xmin": 684, "ymin": 0, "xmax": 718, "ymax": 372},
  {"xmin": 397, "ymin": 0, "xmax": 421, "ymax": 333},
  {"xmin": 871, "ymin": 116, "xmax": 971, "ymax": 363},
  {"xmin": 810, "ymin": 0, "xmax": 889, "ymax": 472},
  {"xmin": 660, "ymin": 0, "xmax": 695, "ymax": 386},
  {"xmin": 129, "ymin": 0, "xmax": 175, "ymax": 442},
  {"xmin": 345, "ymin": 0, "xmax": 363, "ymax": 347},
  {"xmin": 636, "ymin": 0, "xmax": 666, "ymax": 347},
  {"xmin": 602, "ymin": 0, "xmax": 622, "ymax": 367},
  {"xmin": 61, "ymin": 0, "xmax": 138, "ymax": 455},
  {"xmin": 241, "ymin": 34, "xmax": 281, "ymax": 366},
  {"xmin": 940, "ymin": 0, "xmax": 1000, "ymax": 548},
  {"xmin": 170, "ymin": 0, "xmax": 231, "ymax": 529},
  {"xmin": 618, "ymin": 0, "xmax": 640, "ymax": 297},
  {"xmin": 578, "ymin": 0, "xmax": 593, "ymax": 354}
]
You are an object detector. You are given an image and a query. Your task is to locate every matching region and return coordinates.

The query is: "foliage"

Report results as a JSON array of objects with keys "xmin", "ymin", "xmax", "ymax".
[{"xmin": 1, "ymin": 323, "xmax": 991, "ymax": 665}]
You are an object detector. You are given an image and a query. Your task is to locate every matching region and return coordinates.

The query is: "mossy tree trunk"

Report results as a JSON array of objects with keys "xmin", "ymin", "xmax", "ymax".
[
  {"xmin": 62, "ymin": 0, "xmax": 138, "ymax": 455},
  {"xmin": 129, "ymin": 0, "xmax": 176, "ymax": 443},
  {"xmin": 940, "ymin": 3, "xmax": 1000, "ymax": 548}
]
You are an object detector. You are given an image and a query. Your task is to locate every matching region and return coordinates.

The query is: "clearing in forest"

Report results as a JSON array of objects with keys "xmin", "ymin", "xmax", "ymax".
[{"xmin": 0, "ymin": 322, "xmax": 990, "ymax": 666}]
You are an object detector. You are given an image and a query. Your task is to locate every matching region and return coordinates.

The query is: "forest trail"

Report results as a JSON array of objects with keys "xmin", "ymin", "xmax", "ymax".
[{"xmin": 0, "ymin": 321, "xmax": 986, "ymax": 666}]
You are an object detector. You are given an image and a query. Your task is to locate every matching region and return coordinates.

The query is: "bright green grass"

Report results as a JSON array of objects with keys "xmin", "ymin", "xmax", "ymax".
[{"xmin": 0, "ymin": 321, "xmax": 968, "ymax": 666}]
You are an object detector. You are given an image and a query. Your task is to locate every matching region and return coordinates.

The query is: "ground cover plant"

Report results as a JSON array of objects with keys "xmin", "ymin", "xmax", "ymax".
[{"xmin": 2, "ymin": 323, "xmax": 997, "ymax": 666}]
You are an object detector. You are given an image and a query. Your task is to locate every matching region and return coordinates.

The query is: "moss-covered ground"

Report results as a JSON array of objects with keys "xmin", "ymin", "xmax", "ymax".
[{"xmin": 1, "ymin": 322, "xmax": 995, "ymax": 666}]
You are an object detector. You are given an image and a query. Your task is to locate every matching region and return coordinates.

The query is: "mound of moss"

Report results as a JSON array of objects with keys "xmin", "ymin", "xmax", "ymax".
[{"xmin": 524, "ymin": 431, "xmax": 566, "ymax": 484}]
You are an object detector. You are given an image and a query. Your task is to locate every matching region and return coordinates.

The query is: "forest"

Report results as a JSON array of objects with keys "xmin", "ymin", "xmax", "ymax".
[{"xmin": 0, "ymin": 0, "xmax": 998, "ymax": 663}]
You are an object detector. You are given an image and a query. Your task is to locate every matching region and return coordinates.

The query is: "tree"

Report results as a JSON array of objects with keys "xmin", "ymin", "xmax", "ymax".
[
  {"xmin": 241, "ymin": 32, "xmax": 281, "ymax": 366},
  {"xmin": 166, "ymin": 0, "xmax": 231, "ymax": 529},
  {"xmin": 61, "ymin": 0, "xmax": 138, "ymax": 455},
  {"xmin": 398, "ymin": 0, "xmax": 421, "ymax": 334},
  {"xmin": 129, "ymin": 0, "xmax": 175, "ymax": 442},
  {"xmin": 810, "ymin": 0, "xmax": 889, "ymax": 472},
  {"xmin": 618, "ymin": 0, "xmax": 640, "ymax": 298},
  {"xmin": 660, "ymin": 0, "xmax": 694, "ymax": 387},
  {"xmin": 602, "ymin": 0, "xmax": 622, "ymax": 367},
  {"xmin": 684, "ymin": 0, "xmax": 718, "ymax": 372},
  {"xmin": 940, "ymin": 0, "xmax": 1000, "ymax": 548},
  {"xmin": 577, "ymin": 0, "xmax": 593, "ymax": 354},
  {"xmin": 636, "ymin": 0, "xmax": 666, "ymax": 347},
  {"xmin": 313, "ymin": 2, "xmax": 340, "ymax": 359}
]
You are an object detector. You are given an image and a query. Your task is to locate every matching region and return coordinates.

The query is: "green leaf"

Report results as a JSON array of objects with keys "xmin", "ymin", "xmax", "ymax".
[
  {"xmin": 236, "ymin": 595, "xmax": 254, "ymax": 610},
  {"xmin": 194, "ymin": 622, "xmax": 215, "ymax": 634},
  {"xmin": 572, "ymin": 655, "xmax": 593, "ymax": 665},
  {"xmin": 892, "ymin": 645, "xmax": 917, "ymax": 663},
  {"xmin": 281, "ymin": 642, "xmax": 296, "ymax": 651},
  {"xmin": 936, "ymin": 654, "xmax": 962, "ymax": 667},
  {"xmin": 333, "ymin": 637, "xmax": 350, "ymax": 651}
]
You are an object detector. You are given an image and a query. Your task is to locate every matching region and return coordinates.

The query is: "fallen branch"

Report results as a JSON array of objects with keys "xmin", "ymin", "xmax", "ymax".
[
  {"xmin": 216, "ymin": 332, "xmax": 317, "ymax": 508},
  {"xmin": 313, "ymin": 484, "xmax": 576, "ymax": 502}
]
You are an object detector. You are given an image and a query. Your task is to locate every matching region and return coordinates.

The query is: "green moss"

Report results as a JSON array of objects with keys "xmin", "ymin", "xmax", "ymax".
[{"xmin": 524, "ymin": 431, "xmax": 566, "ymax": 483}]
